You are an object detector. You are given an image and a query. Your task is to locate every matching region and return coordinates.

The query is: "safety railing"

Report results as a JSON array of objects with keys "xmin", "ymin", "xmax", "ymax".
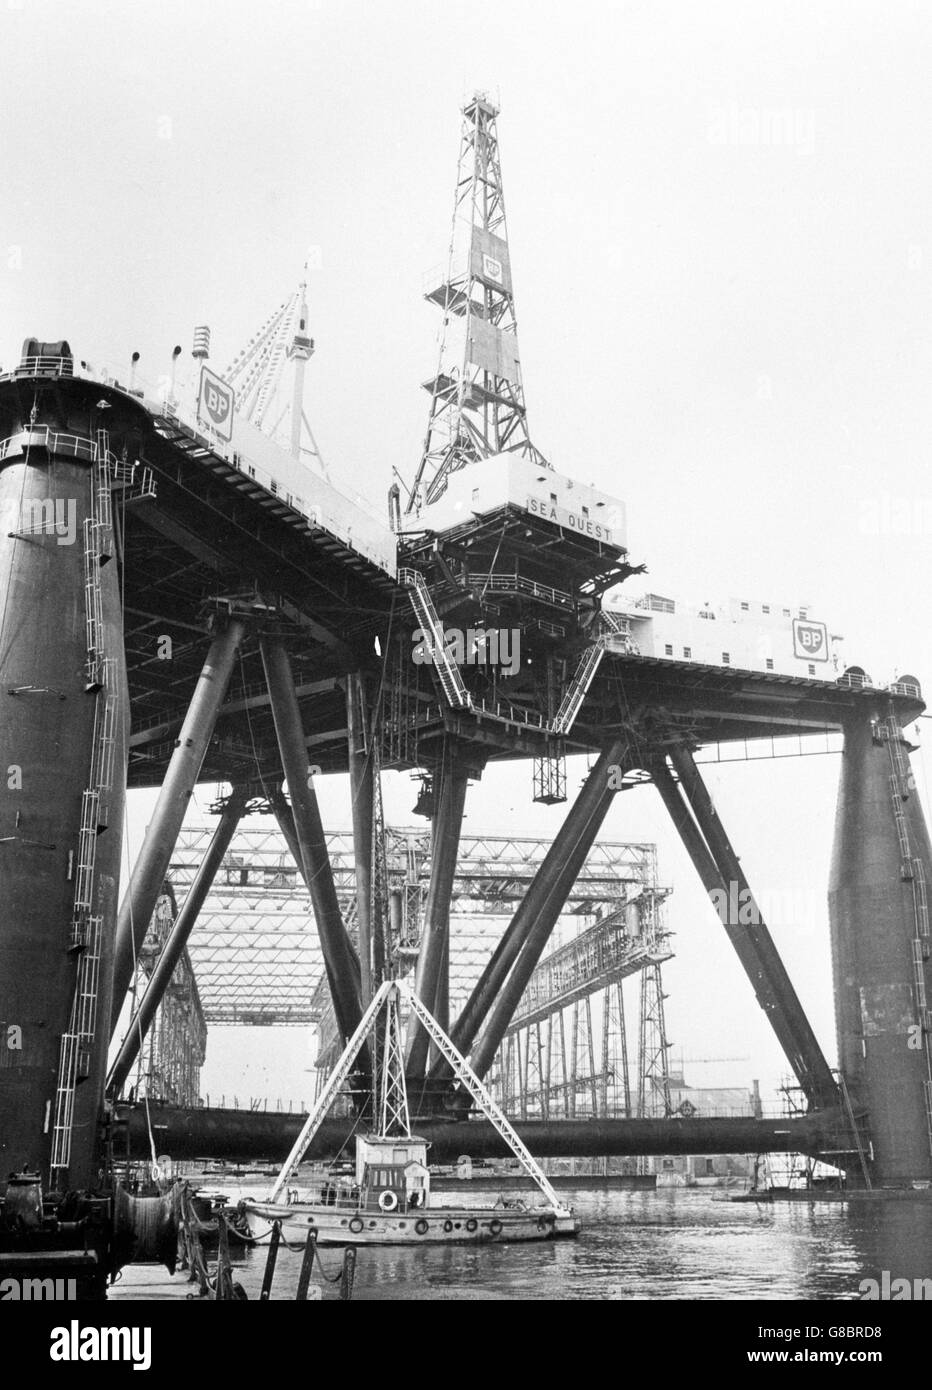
[
  {"xmin": 0, "ymin": 425, "xmax": 96, "ymax": 463},
  {"xmin": 4, "ymin": 353, "xmax": 394, "ymax": 574},
  {"xmin": 466, "ymin": 572, "xmax": 573, "ymax": 608},
  {"xmin": 7, "ymin": 354, "xmax": 75, "ymax": 378}
]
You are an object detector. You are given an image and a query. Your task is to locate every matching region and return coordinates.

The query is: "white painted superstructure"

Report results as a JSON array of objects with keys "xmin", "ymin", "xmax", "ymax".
[
  {"xmin": 414, "ymin": 452, "xmax": 627, "ymax": 552},
  {"xmin": 604, "ymin": 588, "xmax": 841, "ymax": 679}
]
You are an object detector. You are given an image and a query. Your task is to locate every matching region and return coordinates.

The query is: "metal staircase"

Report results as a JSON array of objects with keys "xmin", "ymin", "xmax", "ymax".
[
  {"xmin": 600, "ymin": 610, "xmax": 640, "ymax": 655},
  {"xmin": 551, "ymin": 640, "xmax": 605, "ymax": 736},
  {"xmin": 398, "ymin": 567, "xmax": 473, "ymax": 710}
]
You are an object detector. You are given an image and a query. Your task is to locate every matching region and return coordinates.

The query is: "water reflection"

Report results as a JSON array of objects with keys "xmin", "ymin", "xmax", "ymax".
[{"xmin": 234, "ymin": 1189, "xmax": 932, "ymax": 1302}]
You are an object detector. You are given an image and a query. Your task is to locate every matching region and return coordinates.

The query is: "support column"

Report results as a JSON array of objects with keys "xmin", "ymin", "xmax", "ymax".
[
  {"xmin": 266, "ymin": 782, "xmax": 303, "ymax": 872},
  {"xmin": 538, "ymin": 1022, "xmax": 550, "ymax": 1121},
  {"xmin": 346, "ymin": 673, "xmax": 374, "ymax": 1008},
  {"xmin": 828, "ymin": 711, "xmax": 932, "ymax": 1182},
  {"xmin": 467, "ymin": 738, "xmax": 629, "ymax": 1082},
  {"xmin": 433, "ymin": 738, "xmax": 628, "ymax": 1089},
  {"xmin": 406, "ymin": 749, "xmax": 469, "ymax": 1078},
  {"xmin": 663, "ymin": 746, "xmax": 838, "ymax": 1111},
  {"xmin": 110, "ymin": 615, "xmax": 246, "ymax": 1035},
  {"xmin": 107, "ymin": 785, "xmax": 248, "ymax": 1099},
  {"xmin": 261, "ymin": 637, "xmax": 362, "ymax": 1045},
  {"xmin": 618, "ymin": 980, "xmax": 631, "ymax": 1116}
]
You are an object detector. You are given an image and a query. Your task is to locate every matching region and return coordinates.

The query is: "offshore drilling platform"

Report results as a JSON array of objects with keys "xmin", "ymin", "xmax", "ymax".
[{"xmin": 1, "ymin": 93, "xmax": 931, "ymax": 1297}]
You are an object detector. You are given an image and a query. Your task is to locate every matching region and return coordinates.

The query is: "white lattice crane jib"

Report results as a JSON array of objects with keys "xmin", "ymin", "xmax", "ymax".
[{"xmin": 223, "ymin": 267, "xmax": 330, "ymax": 480}]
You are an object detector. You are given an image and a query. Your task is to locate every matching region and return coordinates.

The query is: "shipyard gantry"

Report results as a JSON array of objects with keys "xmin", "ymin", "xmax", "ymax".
[{"xmin": 1, "ymin": 92, "xmax": 931, "ymax": 1297}]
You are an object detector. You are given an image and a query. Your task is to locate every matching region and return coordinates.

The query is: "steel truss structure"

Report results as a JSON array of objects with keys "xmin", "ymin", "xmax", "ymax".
[
  {"xmin": 165, "ymin": 823, "xmax": 663, "ymax": 1029},
  {"xmin": 408, "ymin": 92, "xmax": 546, "ymax": 511},
  {"xmin": 490, "ymin": 849, "xmax": 674, "ymax": 1122},
  {"xmin": 128, "ymin": 891, "xmax": 207, "ymax": 1106}
]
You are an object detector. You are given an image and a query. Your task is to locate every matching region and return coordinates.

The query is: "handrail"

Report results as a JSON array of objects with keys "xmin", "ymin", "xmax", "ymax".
[
  {"xmin": 0, "ymin": 425, "xmax": 97, "ymax": 463},
  {"xmin": 3, "ymin": 355, "xmax": 395, "ymax": 573},
  {"xmin": 6, "ymin": 355, "xmax": 75, "ymax": 378},
  {"xmin": 466, "ymin": 572, "xmax": 573, "ymax": 608}
]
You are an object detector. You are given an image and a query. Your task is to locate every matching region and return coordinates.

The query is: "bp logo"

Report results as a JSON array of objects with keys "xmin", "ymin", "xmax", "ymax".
[
  {"xmin": 482, "ymin": 253, "xmax": 503, "ymax": 284},
  {"xmin": 793, "ymin": 618, "xmax": 828, "ymax": 661},
  {"xmin": 197, "ymin": 365, "xmax": 235, "ymax": 442}
]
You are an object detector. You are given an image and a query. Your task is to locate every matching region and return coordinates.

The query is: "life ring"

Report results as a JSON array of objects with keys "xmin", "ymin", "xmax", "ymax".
[
  {"xmin": 378, "ymin": 1190, "xmax": 398, "ymax": 1213},
  {"xmin": 489, "ymin": 1218, "xmax": 503, "ymax": 1236},
  {"xmin": 465, "ymin": 1218, "xmax": 478, "ymax": 1233},
  {"xmin": 415, "ymin": 1218, "xmax": 429, "ymax": 1235},
  {"xmin": 349, "ymin": 1216, "xmax": 364, "ymax": 1234},
  {"xmin": 443, "ymin": 1219, "xmax": 454, "ymax": 1233}
]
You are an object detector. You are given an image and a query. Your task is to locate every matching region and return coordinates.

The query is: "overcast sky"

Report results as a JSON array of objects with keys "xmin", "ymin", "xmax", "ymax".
[{"xmin": 4, "ymin": 0, "xmax": 932, "ymax": 1109}]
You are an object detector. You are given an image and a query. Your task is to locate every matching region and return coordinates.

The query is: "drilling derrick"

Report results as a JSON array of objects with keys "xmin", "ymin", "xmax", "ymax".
[{"xmin": 410, "ymin": 93, "xmax": 546, "ymax": 512}]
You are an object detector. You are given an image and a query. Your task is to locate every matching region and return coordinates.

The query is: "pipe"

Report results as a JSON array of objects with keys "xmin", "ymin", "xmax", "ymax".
[
  {"xmin": 406, "ymin": 753, "xmax": 469, "ymax": 1077},
  {"xmin": 110, "ymin": 616, "xmax": 246, "ymax": 1034},
  {"xmin": 346, "ymin": 673, "xmax": 374, "ymax": 1008},
  {"xmin": 431, "ymin": 739, "xmax": 629, "ymax": 1089},
  {"xmin": 107, "ymin": 785, "xmax": 248, "ymax": 1097},
  {"xmin": 468, "ymin": 744, "xmax": 627, "ymax": 1081},
  {"xmin": 651, "ymin": 757, "xmax": 726, "ymax": 894},
  {"xmin": 117, "ymin": 1102, "xmax": 846, "ymax": 1163},
  {"xmin": 665, "ymin": 745, "xmax": 838, "ymax": 1110},
  {"xmin": 266, "ymin": 783, "xmax": 303, "ymax": 871},
  {"xmin": 260, "ymin": 637, "xmax": 362, "ymax": 1045}
]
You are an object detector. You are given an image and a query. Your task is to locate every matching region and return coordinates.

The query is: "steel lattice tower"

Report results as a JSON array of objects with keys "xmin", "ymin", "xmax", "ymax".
[
  {"xmin": 637, "ymin": 964, "xmax": 673, "ymax": 1120},
  {"xmin": 407, "ymin": 93, "xmax": 547, "ymax": 511}
]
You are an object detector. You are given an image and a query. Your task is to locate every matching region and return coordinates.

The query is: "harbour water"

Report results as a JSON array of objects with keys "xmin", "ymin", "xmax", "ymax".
[{"xmin": 113, "ymin": 1187, "xmax": 932, "ymax": 1301}]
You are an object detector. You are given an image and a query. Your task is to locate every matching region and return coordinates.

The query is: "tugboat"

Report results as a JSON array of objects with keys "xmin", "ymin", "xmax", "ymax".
[{"xmin": 240, "ymin": 980, "xmax": 579, "ymax": 1246}]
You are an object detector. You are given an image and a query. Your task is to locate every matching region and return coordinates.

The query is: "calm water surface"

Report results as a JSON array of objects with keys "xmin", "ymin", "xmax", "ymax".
[{"xmin": 226, "ymin": 1189, "xmax": 932, "ymax": 1302}]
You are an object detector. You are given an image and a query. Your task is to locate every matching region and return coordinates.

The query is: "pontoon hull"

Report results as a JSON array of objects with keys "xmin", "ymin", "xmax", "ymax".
[{"xmin": 241, "ymin": 1200, "xmax": 579, "ymax": 1246}]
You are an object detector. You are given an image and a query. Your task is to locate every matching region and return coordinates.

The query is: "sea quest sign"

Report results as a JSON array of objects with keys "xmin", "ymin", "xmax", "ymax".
[{"xmin": 525, "ymin": 495, "xmax": 617, "ymax": 544}]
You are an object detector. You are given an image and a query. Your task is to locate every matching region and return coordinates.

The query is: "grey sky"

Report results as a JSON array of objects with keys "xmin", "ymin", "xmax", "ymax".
[{"xmin": 3, "ymin": 0, "xmax": 931, "ymax": 1107}]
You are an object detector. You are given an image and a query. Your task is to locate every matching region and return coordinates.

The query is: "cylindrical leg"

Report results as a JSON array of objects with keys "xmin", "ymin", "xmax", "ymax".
[
  {"xmin": 261, "ymin": 638, "xmax": 361, "ymax": 1045},
  {"xmin": 108, "ymin": 785, "xmax": 248, "ymax": 1097},
  {"xmin": 468, "ymin": 740, "xmax": 629, "ymax": 1081},
  {"xmin": 110, "ymin": 616, "xmax": 247, "ymax": 1033},
  {"xmin": 436, "ymin": 737, "xmax": 629, "ymax": 1083},
  {"xmin": 660, "ymin": 749, "xmax": 838, "ymax": 1111},
  {"xmin": 406, "ymin": 752, "xmax": 469, "ymax": 1078},
  {"xmin": 346, "ymin": 673, "xmax": 374, "ymax": 1008},
  {"xmin": 829, "ymin": 712, "xmax": 932, "ymax": 1182},
  {"xmin": 266, "ymin": 782, "xmax": 302, "ymax": 871},
  {"xmin": 0, "ymin": 439, "xmax": 127, "ymax": 1188}
]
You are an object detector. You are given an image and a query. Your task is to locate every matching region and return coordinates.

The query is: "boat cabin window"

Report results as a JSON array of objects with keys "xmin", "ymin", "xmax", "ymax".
[{"xmin": 367, "ymin": 1164, "xmax": 405, "ymax": 1188}]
